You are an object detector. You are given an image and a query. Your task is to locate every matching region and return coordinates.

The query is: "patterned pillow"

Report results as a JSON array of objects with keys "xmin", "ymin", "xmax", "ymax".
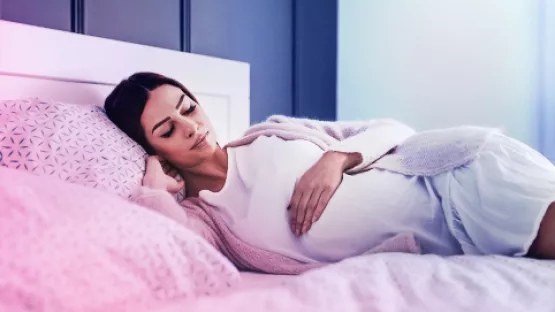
[
  {"xmin": 0, "ymin": 97, "xmax": 146, "ymax": 198},
  {"xmin": 0, "ymin": 167, "xmax": 240, "ymax": 311}
]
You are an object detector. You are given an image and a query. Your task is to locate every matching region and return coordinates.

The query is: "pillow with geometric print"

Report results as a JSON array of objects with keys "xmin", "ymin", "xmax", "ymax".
[
  {"xmin": 0, "ymin": 166, "xmax": 240, "ymax": 312},
  {"xmin": 0, "ymin": 97, "xmax": 147, "ymax": 198}
]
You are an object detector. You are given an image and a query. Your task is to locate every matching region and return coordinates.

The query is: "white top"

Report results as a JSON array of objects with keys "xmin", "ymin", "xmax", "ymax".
[{"xmin": 200, "ymin": 136, "xmax": 460, "ymax": 263}]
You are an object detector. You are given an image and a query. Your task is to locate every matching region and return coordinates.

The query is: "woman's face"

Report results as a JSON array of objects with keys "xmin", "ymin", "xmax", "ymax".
[{"xmin": 141, "ymin": 84, "xmax": 218, "ymax": 168}]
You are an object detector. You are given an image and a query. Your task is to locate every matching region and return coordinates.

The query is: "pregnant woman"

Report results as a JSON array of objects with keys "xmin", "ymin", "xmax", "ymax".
[{"xmin": 104, "ymin": 72, "xmax": 555, "ymax": 273}]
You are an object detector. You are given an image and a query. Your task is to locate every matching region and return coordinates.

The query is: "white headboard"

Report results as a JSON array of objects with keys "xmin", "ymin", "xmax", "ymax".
[{"xmin": 0, "ymin": 20, "xmax": 250, "ymax": 144}]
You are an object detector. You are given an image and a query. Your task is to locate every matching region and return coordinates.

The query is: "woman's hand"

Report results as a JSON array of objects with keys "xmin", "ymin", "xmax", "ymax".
[
  {"xmin": 142, "ymin": 156, "xmax": 184, "ymax": 193},
  {"xmin": 290, "ymin": 151, "xmax": 362, "ymax": 236}
]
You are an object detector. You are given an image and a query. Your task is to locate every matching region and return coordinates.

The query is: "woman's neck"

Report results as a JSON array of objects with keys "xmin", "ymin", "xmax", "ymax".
[{"xmin": 180, "ymin": 147, "xmax": 228, "ymax": 197}]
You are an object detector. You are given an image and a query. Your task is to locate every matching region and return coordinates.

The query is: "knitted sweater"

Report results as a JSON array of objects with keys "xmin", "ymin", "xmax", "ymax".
[
  {"xmin": 228, "ymin": 115, "xmax": 498, "ymax": 176},
  {"xmin": 131, "ymin": 116, "xmax": 497, "ymax": 275}
]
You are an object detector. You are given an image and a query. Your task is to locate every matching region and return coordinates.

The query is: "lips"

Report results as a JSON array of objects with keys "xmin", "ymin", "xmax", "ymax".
[{"xmin": 192, "ymin": 132, "xmax": 208, "ymax": 149}]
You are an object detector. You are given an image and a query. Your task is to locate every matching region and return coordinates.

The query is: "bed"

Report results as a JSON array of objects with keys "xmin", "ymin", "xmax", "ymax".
[
  {"xmin": 1, "ymin": 20, "xmax": 554, "ymax": 312},
  {"xmin": 0, "ymin": 20, "xmax": 250, "ymax": 145}
]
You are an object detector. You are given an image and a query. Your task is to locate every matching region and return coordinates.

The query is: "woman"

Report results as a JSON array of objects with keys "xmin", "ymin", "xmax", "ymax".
[{"xmin": 105, "ymin": 72, "xmax": 555, "ymax": 268}]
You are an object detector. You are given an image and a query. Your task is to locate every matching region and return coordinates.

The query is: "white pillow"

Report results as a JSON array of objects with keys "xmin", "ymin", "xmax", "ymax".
[
  {"xmin": 0, "ymin": 97, "xmax": 146, "ymax": 198},
  {"xmin": 0, "ymin": 97, "xmax": 186, "ymax": 201},
  {"xmin": 0, "ymin": 167, "xmax": 239, "ymax": 312}
]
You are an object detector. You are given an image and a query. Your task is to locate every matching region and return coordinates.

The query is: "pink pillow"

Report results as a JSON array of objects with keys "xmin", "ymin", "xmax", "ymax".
[
  {"xmin": 0, "ymin": 167, "xmax": 239, "ymax": 311},
  {"xmin": 0, "ymin": 98, "xmax": 146, "ymax": 198}
]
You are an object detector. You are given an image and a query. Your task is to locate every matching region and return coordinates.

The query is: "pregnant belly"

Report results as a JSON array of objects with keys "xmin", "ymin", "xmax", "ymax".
[{"xmin": 299, "ymin": 170, "xmax": 440, "ymax": 262}]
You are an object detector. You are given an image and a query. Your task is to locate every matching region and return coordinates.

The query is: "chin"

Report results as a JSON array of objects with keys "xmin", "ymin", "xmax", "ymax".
[
  {"xmin": 206, "ymin": 141, "xmax": 219, "ymax": 152},
  {"xmin": 207, "ymin": 134, "xmax": 220, "ymax": 148}
]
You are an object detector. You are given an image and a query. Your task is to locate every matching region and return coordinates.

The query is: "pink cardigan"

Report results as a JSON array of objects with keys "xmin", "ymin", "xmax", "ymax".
[{"xmin": 131, "ymin": 116, "xmax": 422, "ymax": 275}]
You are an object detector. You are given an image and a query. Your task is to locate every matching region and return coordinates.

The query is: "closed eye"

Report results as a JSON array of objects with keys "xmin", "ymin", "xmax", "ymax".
[
  {"xmin": 161, "ymin": 124, "xmax": 175, "ymax": 138},
  {"xmin": 182, "ymin": 104, "xmax": 197, "ymax": 115},
  {"xmin": 161, "ymin": 101, "xmax": 197, "ymax": 138}
]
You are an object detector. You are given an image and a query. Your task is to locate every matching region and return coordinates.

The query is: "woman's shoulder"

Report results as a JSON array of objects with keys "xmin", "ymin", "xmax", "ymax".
[
  {"xmin": 229, "ymin": 134, "xmax": 282, "ymax": 151},
  {"xmin": 227, "ymin": 135, "xmax": 281, "ymax": 185}
]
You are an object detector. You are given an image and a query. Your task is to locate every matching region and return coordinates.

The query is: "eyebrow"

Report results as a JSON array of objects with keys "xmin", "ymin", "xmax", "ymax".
[{"xmin": 151, "ymin": 94, "xmax": 185, "ymax": 134}]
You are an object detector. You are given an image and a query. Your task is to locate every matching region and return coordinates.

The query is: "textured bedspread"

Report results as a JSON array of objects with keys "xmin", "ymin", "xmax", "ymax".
[{"xmin": 153, "ymin": 253, "xmax": 555, "ymax": 312}]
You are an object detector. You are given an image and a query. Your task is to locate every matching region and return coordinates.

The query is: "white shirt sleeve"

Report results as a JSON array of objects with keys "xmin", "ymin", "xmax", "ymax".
[
  {"xmin": 129, "ymin": 186, "xmax": 218, "ymax": 247},
  {"xmin": 327, "ymin": 119, "xmax": 416, "ymax": 173}
]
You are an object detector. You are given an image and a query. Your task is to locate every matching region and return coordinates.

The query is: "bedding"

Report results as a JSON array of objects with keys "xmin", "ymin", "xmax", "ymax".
[
  {"xmin": 1, "ymin": 152, "xmax": 554, "ymax": 312},
  {"xmin": 0, "ymin": 167, "xmax": 239, "ymax": 312},
  {"xmin": 0, "ymin": 97, "xmax": 146, "ymax": 198},
  {"xmin": 147, "ymin": 254, "xmax": 555, "ymax": 312},
  {"xmin": 1, "ymin": 99, "xmax": 553, "ymax": 312},
  {"xmin": 0, "ymin": 97, "xmax": 189, "ymax": 200}
]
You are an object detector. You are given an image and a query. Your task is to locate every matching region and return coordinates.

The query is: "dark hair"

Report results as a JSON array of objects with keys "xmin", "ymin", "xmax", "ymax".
[{"xmin": 104, "ymin": 72, "xmax": 198, "ymax": 155}]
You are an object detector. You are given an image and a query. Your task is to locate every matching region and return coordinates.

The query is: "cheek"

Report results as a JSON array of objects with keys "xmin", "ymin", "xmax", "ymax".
[
  {"xmin": 150, "ymin": 138, "xmax": 181, "ymax": 157},
  {"xmin": 157, "ymin": 140, "xmax": 212, "ymax": 166},
  {"xmin": 197, "ymin": 109, "xmax": 215, "ymax": 130}
]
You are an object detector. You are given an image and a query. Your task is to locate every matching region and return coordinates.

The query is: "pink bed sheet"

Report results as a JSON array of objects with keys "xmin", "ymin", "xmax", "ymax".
[{"xmin": 142, "ymin": 253, "xmax": 555, "ymax": 312}]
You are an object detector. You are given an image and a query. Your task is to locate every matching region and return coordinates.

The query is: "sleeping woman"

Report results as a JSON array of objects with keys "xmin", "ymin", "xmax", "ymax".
[{"xmin": 104, "ymin": 72, "xmax": 555, "ymax": 272}]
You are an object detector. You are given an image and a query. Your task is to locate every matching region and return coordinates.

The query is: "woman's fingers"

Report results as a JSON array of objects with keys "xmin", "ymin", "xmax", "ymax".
[
  {"xmin": 295, "ymin": 189, "xmax": 314, "ymax": 236},
  {"xmin": 146, "ymin": 156, "xmax": 166, "ymax": 175},
  {"xmin": 166, "ymin": 168, "xmax": 179, "ymax": 178},
  {"xmin": 167, "ymin": 179, "xmax": 185, "ymax": 193},
  {"xmin": 302, "ymin": 188, "xmax": 333, "ymax": 235},
  {"xmin": 144, "ymin": 156, "xmax": 184, "ymax": 192},
  {"xmin": 153, "ymin": 157, "xmax": 181, "ymax": 180},
  {"xmin": 302, "ymin": 190, "xmax": 322, "ymax": 235},
  {"xmin": 146, "ymin": 155, "xmax": 159, "ymax": 168},
  {"xmin": 295, "ymin": 192, "xmax": 311, "ymax": 237},
  {"xmin": 160, "ymin": 160, "xmax": 177, "ymax": 176},
  {"xmin": 289, "ymin": 188, "xmax": 301, "ymax": 234},
  {"xmin": 290, "ymin": 187, "xmax": 312, "ymax": 236},
  {"xmin": 147, "ymin": 155, "xmax": 163, "ymax": 164},
  {"xmin": 312, "ymin": 188, "xmax": 333, "ymax": 223}
]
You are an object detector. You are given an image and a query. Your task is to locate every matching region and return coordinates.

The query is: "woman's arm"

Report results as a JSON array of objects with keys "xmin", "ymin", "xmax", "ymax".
[
  {"xmin": 263, "ymin": 115, "xmax": 417, "ymax": 173},
  {"xmin": 130, "ymin": 187, "xmax": 219, "ymax": 248},
  {"xmin": 263, "ymin": 117, "xmax": 414, "ymax": 235}
]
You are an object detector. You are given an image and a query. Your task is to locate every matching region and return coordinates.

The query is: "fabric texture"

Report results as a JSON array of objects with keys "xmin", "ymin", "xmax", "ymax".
[
  {"xmin": 230, "ymin": 115, "xmax": 417, "ymax": 174},
  {"xmin": 227, "ymin": 115, "xmax": 498, "ymax": 176},
  {"xmin": 428, "ymin": 132, "xmax": 555, "ymax": 256},
  {"xmin": 0, "ymin": 98, "xmax": 146, "ymax": 198},
  {"xmin": 0, "ymin": 97, "xmax": 187, "ymax": 201},
  {"xmin": 202, "ymin": 135, "xmax": 460, "ymax": 263},
  {"xmin": 159, "ymin": 254, "xmax": 555, "ymax": 312},
  {"xmin": 0, "ymin": 167, "xmax": 239, "ymax": 312},
  {"xmin": 133, "ymin": 186, "xmax": 421, "ymax": 275}
]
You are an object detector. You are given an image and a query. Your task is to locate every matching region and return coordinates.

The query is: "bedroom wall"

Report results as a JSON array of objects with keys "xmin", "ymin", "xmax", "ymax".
[
  {"xmin": 541, "ymin": 0, "xmax": 555, "ymax": 161},
  {"xmin": 0, "ymin": 0, "xmax": 338, "ymax": 123},
  {"xmin": 189, "ymin": 0, "xmax": 293, "ymax": 123},
  {"xmin": 1, "ymin": 0, "xmax": 72, "ymax": 31},
  {"xmin": 293, "ymin": 0, "xmax": 337, "ymax": 121},
  {"xmin": 338, "ymin": 0, "xmax": 541, "ymax": 149}
]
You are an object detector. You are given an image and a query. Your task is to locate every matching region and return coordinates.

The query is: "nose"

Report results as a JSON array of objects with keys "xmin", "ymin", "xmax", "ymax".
[{"xmin": 176, "ymin": 116, "xmax": 198, "ymax": 139}]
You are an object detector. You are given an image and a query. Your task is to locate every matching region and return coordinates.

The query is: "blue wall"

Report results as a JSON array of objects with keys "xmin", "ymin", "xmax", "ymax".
[
  {"xmin": 2, "ymin": 0, "xmax": 72, "ymax": 31},
  {"xmin": 294, "ymin": 0, "xmax": 337, "ymax": 121},
  {"xmin": 84, "ymin": 0, "xmax": 182, "ymax": 50},
  {"xmin": 190, "ymin": 0, "xmax": 293, "ymax": 122},
  {"xmin": 0, "ymin": 0, "xmax": 338, "ymax": 124}
]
